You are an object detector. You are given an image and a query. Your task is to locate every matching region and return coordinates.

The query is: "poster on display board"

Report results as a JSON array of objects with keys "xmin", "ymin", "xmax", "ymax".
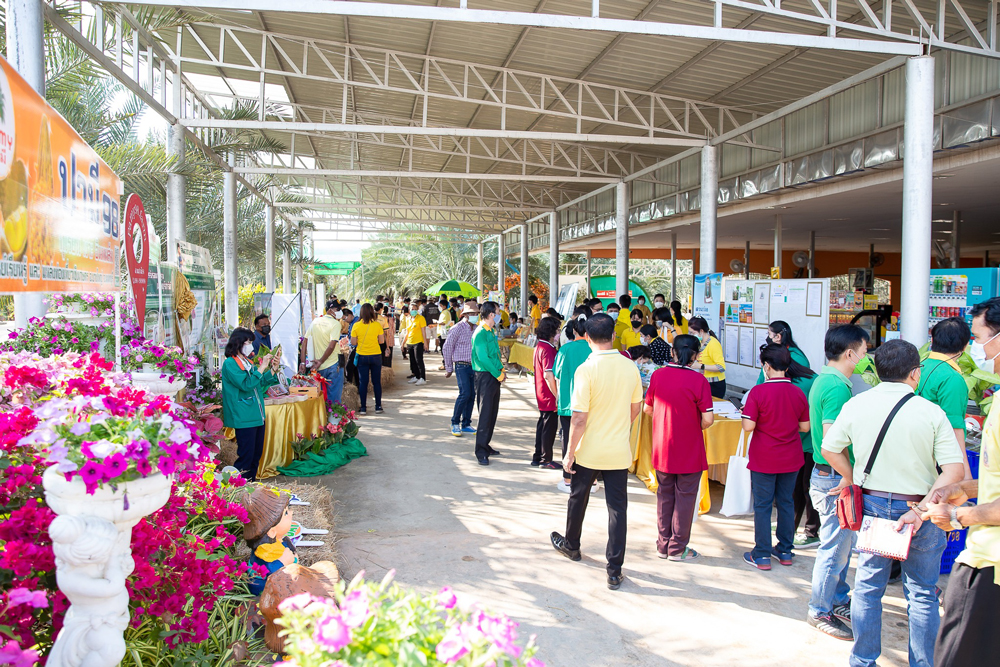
[
  {"xmin": 144, "ymin": 264, "xmax": 176, "ymax": 347},
  {"xmin": 692, "ymin": 273, "xmax": 723, "ymax": 334},
  {"xmin": 722, "ymin": 277, "xmax": 831, "ymax": 390},
  {"xmin": 176, "ymin": 241, "xmax": 216, "ymax": 351},
  {"xmin": 0, "ymin": 56, "xmax": 122, "ymax": 293}
]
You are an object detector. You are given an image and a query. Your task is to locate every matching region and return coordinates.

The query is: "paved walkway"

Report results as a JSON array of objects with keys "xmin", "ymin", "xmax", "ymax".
[{"xmin": 311, "ymin": 358, "xmax": 920, "ymax": 666}]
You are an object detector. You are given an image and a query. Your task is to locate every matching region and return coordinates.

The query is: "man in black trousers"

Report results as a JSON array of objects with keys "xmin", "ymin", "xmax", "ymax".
[{"xmin": 470, "ymin": 301, "xmax": 505, "ymax": 465}]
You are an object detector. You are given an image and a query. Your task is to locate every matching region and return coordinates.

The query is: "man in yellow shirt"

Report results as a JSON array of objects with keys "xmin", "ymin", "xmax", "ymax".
[
  {"xmin": 923, "ymin": 298, "xmax": 1000, "ymax": 664},
  {"xmin": 607, "ymin": 303, "xmax": 629, "ymax": 351},
  {"xmin": 306, "ymin": 298, "xmax": 345, "ymax": 405},
  {"xmin": 551, "ymin": 313, "xmax": 643, "ymax": 591},
  {"xmin": 529, "ymin": 294, "xmax": 542, "ymax": 331},
  {"xmin": 689, "ymin": 316, "xmax": 727, "ymax": 398},
  {"xmin": 406, "ymin": 305, "xmax": 429, "ymax": 385}
]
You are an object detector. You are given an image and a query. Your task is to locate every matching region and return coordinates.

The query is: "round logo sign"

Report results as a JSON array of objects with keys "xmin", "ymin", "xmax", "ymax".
[{"xmin": 0, "ymin": 67, "xmax": 15, "ymax": 180}]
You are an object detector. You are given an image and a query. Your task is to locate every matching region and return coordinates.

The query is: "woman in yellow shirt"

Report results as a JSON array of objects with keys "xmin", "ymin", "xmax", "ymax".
[
  {"xmin": 689, "ymin": 316, "xmax": 726, "ymax": 399},
  {"xmin": 619, "ymin": 308, "xmax": 644, "ymax": 350},
  {"xmin": 671, "ymin": 301, "xmax": 688, "ymax": 335},
  {"xmin": 406, "ymin": 307, "xmax": 428, "ymax": 385},
  {"xmin": 351, "ymin": 303, "xmax": 386, "ymax": 415}
]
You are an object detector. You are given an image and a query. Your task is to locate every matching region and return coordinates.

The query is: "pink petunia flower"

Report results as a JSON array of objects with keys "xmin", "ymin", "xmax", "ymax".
[
  {"xmin": 435, "ymin": 625, "xmax": 470, "ymax": 664},
  {"xmin": 339, "ymin": 589, "xmax": 371, "ymax": 629},
  {"xmin": 7, "ymin": 588, "xmax": 48, "ymax": 608},
  {"xmin": 436, "ymin": 586, "xmax": 458, "ymax": 609},
  {"xmin": 313, "ymin": 612, "xmax": 352, "ymax": 652}
]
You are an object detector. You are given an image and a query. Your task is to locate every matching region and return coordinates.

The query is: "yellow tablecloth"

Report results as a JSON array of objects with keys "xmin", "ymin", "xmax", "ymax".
[
  {"xmin": 629, "ymin": 404, "xmax": 744, "ymax": 513},
  {"xmin": 507, "ymin": 341, "xmax": 536, "ymax": 371},
  {"xmin": 258, "ymin": 396, "xmax": 329, "ymax": 479}
]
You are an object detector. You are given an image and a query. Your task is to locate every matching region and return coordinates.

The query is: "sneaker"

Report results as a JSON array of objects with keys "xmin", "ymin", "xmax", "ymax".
[
  {"xmin": 771, "ymin": 548, "xmax": 793, "ymax": 566},
  {"xmin": 358, "ymin": 409, "xmax": 367, "ymax": 416},
  {"xmin": 415, "ymin": 378, "xmax": 426, "ymax": 385},
  {"xmin": 451, "ymin": 425, "xmax": 462, "ymax": 437},
  {"xmin": 539, "ymin": 461, "xmax": 562, "ymax": 470},
  {"xmin": 375, "ymin": 407, "xmax": 384, "ymax": 415},
  {"xmin": 438, "ymin": 364, "xmax": 446, "ymax": 370},
  {"xmin": 590, "ymin": 481, "xmax": 599, "ymax": 494},
  {"xmin": 794, "ymin": 534, "xmax": 821, "ymax": 549},
  {"xmin": 668, "ymin": 547, "xmax": 700, "ymax": 562},
  {"xmin": 530, "ymin": 460, "xmax": 541, "ymax": 467},
  {"xmin": 557, "ymin": 479, "xmax": 571, "ymax": 494},
  {"xmin": 408, "ymin": 377, "xmax": 419, "ymax": 384},
  {"xmin": 656, "ymin": 551, "xmax": 669, "ymax": 559},
  {"xmin": 743, "ymin": 552, "xmax": 771, "ymax": 571},
  {"xmin": 832, "ymin": 603, "xmax": 851, "ymax": 624},
  {"xmin": 477, "ymin": 457, "xmax": 490, "ymax": 466},
  {"xmin": 607, "ymin": 573, "xmax": 624, "ymax": 590},
  {"xmin": 550, "ymin": 532, "xmax": 581, "ymax": 561},
  {"xmin": 807, "ymin": 613, "xmax": 853, "ymax": 641},
  {"xmin": 461, "ymin": 426, "xmax": 477, "ymax": 434},
  {"xmin": 406, "ymin": 374, "xmax": 415, "ymax": 379}
]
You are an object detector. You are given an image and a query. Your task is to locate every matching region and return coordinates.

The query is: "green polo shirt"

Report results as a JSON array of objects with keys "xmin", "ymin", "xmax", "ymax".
[
  {"xmin": 917, "ymin": 353, "xmax": 970, "ymax": 437},
  {"xmin": 471, "ymin": 324, "xmax": 503, "ymax": 379},
  {"xmin": 757, "ymin": 346, "xmax": 815, "ymax": 452},
  {"xmin": 553, "ymin": 339, "xmax": 592, "ymax": 417},
  {"xmin": 809, "ymin": 365, "xmax": 854, "ymax": 466}
]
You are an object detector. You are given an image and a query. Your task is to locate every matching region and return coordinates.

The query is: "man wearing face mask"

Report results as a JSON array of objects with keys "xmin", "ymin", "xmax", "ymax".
[
  {"xmin": 471, "ymin": 301, "xmax": 506, "ymax": 465},
  {"xmin": 635, "ymin": 295, "xmax": 652, "ymax": 325},
  {"xmin": 252, "ymin": 314, "xmax": 272, "ymax": 355},
  {"xmin": 443, "ymin": 303, "xmax": 480, "ymax": 437},
  {"xmin": 925, "ymin": 297, "xmax": 1000, "ymax": 666}
]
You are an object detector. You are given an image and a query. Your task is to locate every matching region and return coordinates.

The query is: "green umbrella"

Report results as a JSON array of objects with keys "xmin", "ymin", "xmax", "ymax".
[{"xmin": 425, "ymin": 280, "xmax": 481, "ymax": 298}]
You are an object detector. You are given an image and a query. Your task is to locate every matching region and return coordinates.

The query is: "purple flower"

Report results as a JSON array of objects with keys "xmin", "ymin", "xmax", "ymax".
[
  {"xmin": 313, "ymin": 612, "xmax": 352, "ymax": 652},
  {"xmin": 7, "ymin": 588, "xmax": 48, "ymax": 608},
  {"xmin": 437, "ymin": 587, "xmax": 458, "ymax": 609},
  {"xmin": 525, "ymin": 659, "xmax": 545, "ymax": 667},
  {"xmin": 168, "ymin": 426, "xmax": 192, "ymax": 444},
  {"xmin": 69, "ymin": 421, "xmax": 91, "ymax": 436},
  {"xmin": 157, "ymin": 456, "xmax": 176, "ymax": 476},
  {"xmin": 435, "ymin": 625, "xmax": 470, "ymax": 664},
  {"xmin": 0, "ymin": 640, "xmax": 39, "ymax": 667},
  {"xmin": 136, "ymin": 458, "xmax": 153, "ymax": 476},
  {"xmin": 340, "ymin": 589, "xmax": 370, "ymax": 629},
  {"xmin": 104, "ymin": 453, "xmax": 128, "ymax": 479},
  {"xmin": 79, "ymin": 460, "xmax": 103, "ymax": 490}
]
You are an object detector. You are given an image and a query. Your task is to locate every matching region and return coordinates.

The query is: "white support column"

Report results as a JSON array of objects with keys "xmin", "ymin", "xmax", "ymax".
[
  {"xmin": 952, "ymin": 211, "xmax": 961, "ymax": 268},
  {"xmin": 282, "ymin": 218, "xmax": 292, "ymax": 294},
  {"xmin": 165, "ymin": 123, "xmax": 186, "ymax": 264},
  {"xmin": 670, "ymin": 232, "xmax": 677, "ymax": 301},
  {"xmin": 773, "ymin": 215, "xmax": 783, "ymax": 278},
  {"xmin": 808, "ymin": 230, "xmax": 816, "ymax": 278},
  {"xmin": 900, "ymin": 55, "xmax": 935, "ymax": 346},
  {"xmin": 265, "ymin": 204, "xmax": 276, "ymax": 293},
  {"xmin": 9, "ymin": 0, "xmax": 47, "ymax": 327},
  {"xmin": 296, "ymin": 225, "xmax": 304, "ymax": 294},
  {"xmin": 699, "ymin": 145, "xmax": 718, "ymax": 274},
  {"xmin": 549, "ymin": 212, "xmax": 559, "ymax": 306},
  {"xmin": 497, "ymin": 234, "xmax": 506, "ymax": 306},
  {"xmin": 477, "ymin": 242, "xmax": 484, "ymax": 295},
  {"xmin": 520, "ymin": 223, "xmax": 529, "ymax": 317},
  {"xmin": 585, "ymin": 250, "xmax": 592, "ymax": 299},
  {"xmin": 223, "ymin": 153, "xmax": 238, "ymax": 328},
  {"xmin": 615, "ymin": 181, "xmax": 629, "ymax": 298}
]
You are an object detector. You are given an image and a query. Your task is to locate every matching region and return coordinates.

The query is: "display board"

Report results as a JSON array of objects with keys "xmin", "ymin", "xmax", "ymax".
[
  {"xmin": 176, "ymin": 241, "xmax": 216, "ymax": 351},
  {"xmin": 692, "ymin": 273, "xmax": 723, "ymax": 336},
  {"xmin": 269, "ymin": 292, "xmax": 306, "ymax": 372},
  {"xmin": 553, "ymin": 282, "xmax": 579, "ymax": 320},
  {"xmin": 721, "ymin": 278, "xmax": 831, "ymax": 390},
  {"xmin": 0, "ymin": 56, "xmax": 122, "ymax": 293}
]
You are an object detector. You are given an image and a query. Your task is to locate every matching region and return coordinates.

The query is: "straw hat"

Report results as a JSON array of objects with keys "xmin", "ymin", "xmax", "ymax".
[
  {"xmin": 461, "ymin": 303, "xmax": 480, "ymax": 316},
  {"xmin": 241, "ymin": 486, "xmax": 291, "ymax": 542}
]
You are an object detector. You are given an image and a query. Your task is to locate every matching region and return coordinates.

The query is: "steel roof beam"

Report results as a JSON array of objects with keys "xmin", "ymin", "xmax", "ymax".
[{"xmin": 242, "ymin": 167, "xmax": 619, "ymax": 183}]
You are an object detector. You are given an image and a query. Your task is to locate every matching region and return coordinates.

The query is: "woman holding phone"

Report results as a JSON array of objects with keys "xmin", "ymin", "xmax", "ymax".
[{"xmin": 221, "ymin": 327, "xmax": 280, "ymax": 481}]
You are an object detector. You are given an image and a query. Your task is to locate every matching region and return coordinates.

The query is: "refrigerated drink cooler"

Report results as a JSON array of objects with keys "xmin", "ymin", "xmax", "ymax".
[{"xmin": 929, "ymin": 268, "xmax": 1000, "ymax": 331}]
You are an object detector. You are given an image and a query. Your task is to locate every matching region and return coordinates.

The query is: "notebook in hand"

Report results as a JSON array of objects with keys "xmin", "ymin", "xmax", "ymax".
[{"xmin": 856, "ymin": 515, "xmax": 913, "ymax": 560}]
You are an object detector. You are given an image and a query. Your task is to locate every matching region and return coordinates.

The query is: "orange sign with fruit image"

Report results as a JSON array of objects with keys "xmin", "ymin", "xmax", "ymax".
[{"xmin": 0, "ymin": 55, "xmax": 122, "ymax": 293}]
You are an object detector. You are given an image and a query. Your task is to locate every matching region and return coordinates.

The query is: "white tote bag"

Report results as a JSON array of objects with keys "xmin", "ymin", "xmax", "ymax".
[{"xmin": 720, "ymin": 430, "xmax": 753, "ymax": 517}]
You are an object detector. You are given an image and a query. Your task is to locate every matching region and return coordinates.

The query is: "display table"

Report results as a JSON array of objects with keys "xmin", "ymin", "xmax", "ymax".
[
  {"xmin": 506, "ymin": 341, "xmax": 536, "ymax": 371},
  {"xmin": 258, "ymin": 396, "xmax": 329, "ymax": 479},
  {"xmin": 629, "ymin": 402, "xmax": 744, "ymax": 513}
]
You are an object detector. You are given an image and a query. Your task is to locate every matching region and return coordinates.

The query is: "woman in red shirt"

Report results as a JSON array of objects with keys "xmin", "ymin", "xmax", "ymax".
[
  {"xmin": 643, "ymin": 334, "xmax": 715, "ymax": 561},
  {"xmin": 531, "ymin": 316, "xmax": 562, "ymax": 469},
  {"xmin": 741, "ymin": 343, "xmax": 810, "ymax": 571}
]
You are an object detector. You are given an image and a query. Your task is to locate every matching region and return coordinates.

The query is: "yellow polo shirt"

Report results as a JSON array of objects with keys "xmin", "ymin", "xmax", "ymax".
[
  {"xmin": 612, "ymin": 316, "xmax": 630, "ymax": 351},
  {"xmin": 351, "ymin": 320, "xmax": 383, "ymax": 356},
  {"xmin": 406, "ymin": 314, "xmax": 427, "ymax": 345},
  {"xmin": 699, "ymin": 336, "xmax": 726, "ymax": 380},
  {"xmin": 957, "ymin": 402, "xmax": 1000, "ymax": 582},
  {"xmin": 570, "ymin": 350, "xmax": 643, "ymax": 470},
  {"xmin": 305, "ymin": 315, "xmax": 342, "ymax": 371},
  {"xmin": 620, "ymin": 327, "xmax": 642, "ymax": 350}
]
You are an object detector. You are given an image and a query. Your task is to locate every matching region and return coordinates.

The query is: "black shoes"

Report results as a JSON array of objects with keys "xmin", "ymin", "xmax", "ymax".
[
  {"xmin": 550, "ymin": 532, "xmax": 581, "ymax": 561},
  {"xmin": 478, "ymin": 457, "xmax": 490, "ymax": 466},
  {"xmin": 607, "ymin": 573, "xmax": 624, "ymax": 590},
  {"xmin": 488, "ymin": 448, "xmax": 501, "ymax": 457}
]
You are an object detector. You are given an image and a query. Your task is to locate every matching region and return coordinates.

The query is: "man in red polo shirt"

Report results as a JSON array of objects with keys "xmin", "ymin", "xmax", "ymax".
[{"xmin": 532, "ymin": 317, "xmax": 562, "ymax": 469}]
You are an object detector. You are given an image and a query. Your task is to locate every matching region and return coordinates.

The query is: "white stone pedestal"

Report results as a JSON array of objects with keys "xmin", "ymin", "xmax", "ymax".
[{"xmin": 129, "ymin": 372, "xmax": 187, "ymax": 399}]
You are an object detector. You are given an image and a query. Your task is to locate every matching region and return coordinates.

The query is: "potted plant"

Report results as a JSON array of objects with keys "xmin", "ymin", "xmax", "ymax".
[{"xmin": 121, "ymin": 339, "xmax": 198, "ymax": 399}]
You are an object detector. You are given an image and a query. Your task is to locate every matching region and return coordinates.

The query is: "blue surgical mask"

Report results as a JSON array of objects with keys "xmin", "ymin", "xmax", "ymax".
[{"xmin": 468, "ymin": 316, "xmax": 480, "ymax": 324}]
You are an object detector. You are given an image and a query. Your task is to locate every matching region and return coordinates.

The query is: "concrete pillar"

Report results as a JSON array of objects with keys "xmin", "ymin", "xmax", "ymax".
[
  {"xmin": 900, "ymin": 55, "xmax": 935, "ymax": 346},
  {"xmin": 699, "ymin": 145, "xmax": 718, "ymax": 274},
  {"xmin": 773, "ymin": 215, "xmax": 783, "ymax": 278},
  {"xmin": 615, "ymin": 181, "xmax": 629, "ymax": 298},
  {"xmin": 282, "ymin": 218, "xmax": 292, "ymax": 294},
  {"xmin": 223, "ymin": 153, "xmax": 238, "ymax": 328},
  {"xmin": 296, "ymin": 225, "xmax": 304, "ymax": 294},
  {"xmin": 549, "ymin": 212, "xmax": 559, "ymax": 307},
  {"xmin": 265, "ymin": 205, "xmax": 276, "ymax": 293},
  {"xmin": 585, "ymin": 250, "xmax": 592, "ymax": 299},
  {"xmin": 9, "ymin": 0, "xmax": 47, "ymax": 327},
  {"xmin": 808, "ymin": 230, "xmax": 816, "ymax": 278},
  {"xmin": 165, "ymin": 123, "xmax": 186, "ymax": 264},
  {"xmin": 952, "ymin": 211, "xmax": 961, "ymax": 268},
  {"xmin": 477, "ymin": 242, "xmax": 484, "ymax": 295},
  {"xmin": 520, "ymin": 223, "xmax": 529, "ymax": 317},
  {"xmin": 497, "ymin": 233, "xmax": 506, "ymax": 306},
  {"xmin": 670, "ymin": 232, "xmax": 677, "ymax": 301}
]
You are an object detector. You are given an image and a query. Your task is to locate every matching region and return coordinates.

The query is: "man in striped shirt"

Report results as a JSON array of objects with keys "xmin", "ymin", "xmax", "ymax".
[{"xmin": 444, "ymin": 303, "xmax": 480, "ymax": 437}]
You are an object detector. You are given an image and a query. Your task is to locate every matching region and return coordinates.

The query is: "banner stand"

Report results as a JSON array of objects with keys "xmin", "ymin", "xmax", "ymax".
[{"xmin": 114, "ymin": 292, "xmax": 122, "ymax": 372}]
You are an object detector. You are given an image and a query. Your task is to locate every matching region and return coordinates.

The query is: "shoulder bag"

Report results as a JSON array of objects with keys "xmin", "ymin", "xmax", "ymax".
[{"xmin": 836, "ymin": 392, "xmax": 916, "ymax": 530}]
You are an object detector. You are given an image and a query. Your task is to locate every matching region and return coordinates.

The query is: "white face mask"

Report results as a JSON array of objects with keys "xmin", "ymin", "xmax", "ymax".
[
  {"xmin": 641, "ymin": 337, "xmax": 651, "ymax": 346},
  {"xmin": 334, "ymin": 311, "xmax": 343, "ymax": 319},
  {"xmin": 972, "ymin": 330, "xmax": 1000, "ymax": 372},
  {"xmin": 241, "ymin": 342, "xmax": 254, "ymax": 357},
  {"xmin": 654, "ymin": 301, "xmax": 664, "ymax": 308},
  {"xmin": 468, "ymin": 315, "xmax": 480, "ymax": 324}
]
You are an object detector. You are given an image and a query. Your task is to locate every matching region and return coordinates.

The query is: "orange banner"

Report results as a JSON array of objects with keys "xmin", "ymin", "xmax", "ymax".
[{"xmin": 0, "ymin": 56, "xmax": 122, "ymax": 293}]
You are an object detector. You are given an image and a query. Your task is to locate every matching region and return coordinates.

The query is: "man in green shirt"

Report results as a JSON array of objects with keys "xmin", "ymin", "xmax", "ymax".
[
  {"xmin": 553, "ymin": 316, "xmax": 591, "ymax": 492},
  {"xmin": 918, "ymin": 317, "xmax": 973, "ymax": 478},
  {"xmin": 471, "ymin": 301, "xmax": 505, "ymax": 466},
  {"xmin": 806, "ymin": 324, "xmax": 869, "ymax": 641}
]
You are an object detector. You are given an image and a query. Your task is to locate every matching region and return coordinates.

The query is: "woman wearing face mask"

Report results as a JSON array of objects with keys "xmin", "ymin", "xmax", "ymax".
[
  {"xmin": 639, "ymin": 324, "xmax": 671, "ymax": 365},
  {"xmin": 689, "ymin": 316, "xmax": 727, "ymax": 399},
  {"xmin": 619, "ymin": 308, "xmax": 644, "ymax": 351},
  {"xmin": 222, "ymin": 327, "xmax": 280, "ymax": 481},
  {"xmin": 652, "ymin": 306, "xmax": 676, "ymax": 343},
  {"xmin": 671, "ymin": 301, "xmax": 688, "ymax": 335}
]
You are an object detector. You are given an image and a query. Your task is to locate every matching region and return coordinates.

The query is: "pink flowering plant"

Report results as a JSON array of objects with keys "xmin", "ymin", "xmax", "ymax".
[
  {"xmin": 0, "ymin": 317, "xmax": 110, "ymax": 358},
  {"xmin": 121, "ymin": 338, "xmax": 199, "ymax": 381},
  {"xmin": 275, "ymin": 571, "xmax": 543, "ymax": 667},
  {"xmin": 45, "ymin": 293, "xmax": 116, "ymax": 318}
]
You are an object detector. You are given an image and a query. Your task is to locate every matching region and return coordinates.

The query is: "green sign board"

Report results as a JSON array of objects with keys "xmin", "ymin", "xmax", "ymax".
[
  {"xmin": 315, "ymin": 261, "xmax": 361, "ymax": 276},
  {"xmin": 588, "ymin": 275, "xmax": 649, "ymax": 307}
]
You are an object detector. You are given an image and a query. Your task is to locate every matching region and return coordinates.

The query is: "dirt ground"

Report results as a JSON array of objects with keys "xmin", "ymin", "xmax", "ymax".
[{"xmin": 293, "ymin": 356, "xmax": 929, "ymax": 667}]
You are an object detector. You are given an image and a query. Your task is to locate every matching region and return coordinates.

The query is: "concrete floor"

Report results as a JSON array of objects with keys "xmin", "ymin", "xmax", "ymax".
[{"xmin": 304, "ymin": 358, "xmax": 924, "ymax": 667}]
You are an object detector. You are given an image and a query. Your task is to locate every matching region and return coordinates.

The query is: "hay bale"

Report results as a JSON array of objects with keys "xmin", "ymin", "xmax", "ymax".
[
  {"xmin": 341, "ymin": 383, "xmax": 361, "ymax": 412},
  {"xmin": 366, "ymin": 366, "xmax": 396, "ymax": 395},
  {"xmin": 218, "ymin": 438, "xmax": 238, "ymax": 468},
  {"xmin": 234, "ymin": 480, "xmax": 338, "ymax": 567}
]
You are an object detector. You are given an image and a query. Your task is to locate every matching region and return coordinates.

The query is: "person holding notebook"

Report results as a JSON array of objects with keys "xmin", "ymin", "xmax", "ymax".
[{"xmin": 821, "ymin": 339, "xmax": 965, "ymax": 667}]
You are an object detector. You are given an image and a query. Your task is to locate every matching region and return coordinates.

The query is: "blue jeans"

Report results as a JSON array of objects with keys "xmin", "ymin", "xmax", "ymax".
[
  {"xmin": 808, "ymin": 468, "xmax": 857, "ymax": 617},
  {"xmin": 451, "ymin": 363, "xmax": 476, "ymax": 428},
  {"xmin": 356, "ymin": 354, "xmax": 382, "ymax": 411},
  {"xmin": 318, "ymin": 364, "xmax": 344, "ymax": 407},
  {"xmin": 850, "ymin": 495, "xmax": 946, "ymax": 667},
  {"xmin": 751, "ymin": 470, "xmax": 797, "ymax": 560}
]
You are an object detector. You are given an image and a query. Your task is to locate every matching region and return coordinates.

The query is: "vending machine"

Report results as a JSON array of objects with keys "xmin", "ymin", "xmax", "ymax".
[{"xmin": 928, "ymin": 268, "xmax": 1000, "ymax": 330}]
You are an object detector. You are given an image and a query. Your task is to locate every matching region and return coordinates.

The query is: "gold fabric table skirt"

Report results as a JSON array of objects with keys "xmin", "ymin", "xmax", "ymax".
[
  {"xmin": 507, "ymin": 341, "xmax": 536, "ymax": 371},
  {"xmin": 629, "ymin": 404, "xmax": 745, "ymax": 514},
  {"xmin": 258, "ymin": 396, "xmax": 329, "ymax": 479}
]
